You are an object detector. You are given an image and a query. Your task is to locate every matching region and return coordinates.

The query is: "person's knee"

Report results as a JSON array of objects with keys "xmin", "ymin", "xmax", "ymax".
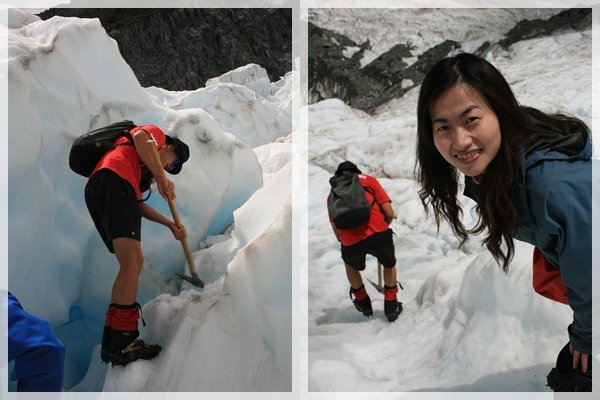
[
  {"xmin": 133, "ymin": 250, "xmax": 144, "ymax": 271},
  {"xmin": 117, "ymin": 253, "xmax": 143, "ymax": 275},
  {"xmin": 125, "ymin": 252, "xmax": 144, "ymax": 276},
  {"xmin": 113, "ymin": 239, "xmax": 144, "ymax": 273}
]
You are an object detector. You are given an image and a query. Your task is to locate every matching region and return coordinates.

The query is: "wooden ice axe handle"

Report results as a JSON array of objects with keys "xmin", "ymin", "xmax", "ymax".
[
  {"xmin": 167, "ymin": 198, "xmax": 197, "ymax": 277},
  {"xmin": 150, "ymin": 141, "xmax": 197, "ymax": 277}
]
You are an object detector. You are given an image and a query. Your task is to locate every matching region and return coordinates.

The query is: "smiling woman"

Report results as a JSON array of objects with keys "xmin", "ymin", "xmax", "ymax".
[
  {"xmin": 429, "ymin": 83, "xmax": 502, "ymax": 178},
  {"xmin": 415, "ymin": 52, "xmax": 592, "ymax": 392}
]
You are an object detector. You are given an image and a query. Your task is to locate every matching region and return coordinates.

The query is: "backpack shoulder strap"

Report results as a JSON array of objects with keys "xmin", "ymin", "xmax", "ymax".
[
  {"xmin": 364, "ymin": 185, "xmax": 377, "ymax": 206},
  {"xmin": 113, "ymin": 128, "xmax": 135, "ymax": 149}
]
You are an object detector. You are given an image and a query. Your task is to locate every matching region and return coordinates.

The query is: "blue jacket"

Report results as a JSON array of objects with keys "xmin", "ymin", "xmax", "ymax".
[
  {"xmin": 7, "ymin": 292, "xmax": 65, "ymax": 391},
  {"xmin": 464, "ymin": 121, "xmax": 592, "ymax": 354}
]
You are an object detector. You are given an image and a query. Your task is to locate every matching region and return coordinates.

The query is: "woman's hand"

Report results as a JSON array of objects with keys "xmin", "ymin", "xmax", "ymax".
[
  {"xmin": 570, "ymin": 344, "xmax": 590, "ymax": 373},
  {"xmin": 169, "ymin": 222, "xmax": 187, "ymax": 240}
]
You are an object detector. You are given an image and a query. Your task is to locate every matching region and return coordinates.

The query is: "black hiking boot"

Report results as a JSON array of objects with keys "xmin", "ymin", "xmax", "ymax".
[
  {"xmin": 102, "ymin": 329, "xmax": 162, "ymax": 366},
  {"xmin": 100, "ymin": 326, "xmax": 112, "ymax": 363},
  {"xmin": 103, "ymin": 338, "xmax": 162, "ymax": 366},
  {"xmin": 349, "ymin": 285, "xmax": 373, "ymax": 316},
  {"xmin": 384, "ymin": 299, "xmax": 403, "ymax": 322},
  {"xmin": 383, "ymin": 283, "xmax": 403, "ymax": 322},
  {"xmin": 547, "ymin": 367, "xmax": 591, "ymax": 391}
]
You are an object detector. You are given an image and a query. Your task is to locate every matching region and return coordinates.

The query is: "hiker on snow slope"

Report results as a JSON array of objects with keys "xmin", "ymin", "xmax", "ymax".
[
  {"xmin": 84, "ymin": 123, "xmax": 190, "ymax": 366},
  {"xmin": 327, "ymin": 161, "xmax": 402, "ymax": 322}
]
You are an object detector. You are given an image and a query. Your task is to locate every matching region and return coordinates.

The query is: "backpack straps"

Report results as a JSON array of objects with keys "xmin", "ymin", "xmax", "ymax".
[
  {"xmin": 138, "ymin": 188, "xmax": 152, "ymax": 203},
  {"xmin": 364, "ymin": 186, "xmax": 377, "ymax": 207},
  {"xmin": 115, "ymin": 130, "xmax": 135, "ymax": 148}
]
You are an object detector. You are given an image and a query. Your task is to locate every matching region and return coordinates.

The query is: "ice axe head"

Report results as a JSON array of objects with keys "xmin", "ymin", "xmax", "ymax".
[
  {"xmin": 176, "ymin": 272, "xmax": 205, "ymax": 288},
  {"xmin": 367, "ymin": 279, "xmax": 384, "ymax": 294}
]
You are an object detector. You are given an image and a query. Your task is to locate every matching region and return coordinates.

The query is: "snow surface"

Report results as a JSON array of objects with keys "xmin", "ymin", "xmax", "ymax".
[
  {"xmin": 4, "ymin": 8, "xmax": 293, "ymax": 392},
  {"xmin": 307, "ymin": 8, "xmax": 592, "ymax": 393}
]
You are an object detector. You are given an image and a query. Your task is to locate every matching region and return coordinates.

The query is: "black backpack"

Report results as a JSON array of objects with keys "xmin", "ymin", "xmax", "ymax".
[
  {"xmin": 328, "ymin": 170, "xmax": 375, "ymax": 229},
  {"xmin": 69, "ymin": 120, "xmax": 137, "ymax": 177},
  {"xmin": 69, "ymin": 120, "xmax": 154, "ymax": 200}
]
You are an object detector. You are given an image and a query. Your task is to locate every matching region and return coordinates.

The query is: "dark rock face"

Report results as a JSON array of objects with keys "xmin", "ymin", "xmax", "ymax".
[
  {"xmin": 308, "ymin": 19, "xmax": 461, "ymax": 114},
  {"xmin": 38, "ymin": 8, "xmax": 292, "ymax": 90},
  {"xmin": 308, "ymin": 22, "xmax": 363, "ymax": 106},
  {"xmin": 309, "ymin": 8, "xmax": 591, "ymax": 114},
  {"xmin": 500, "ymin": 8, "xmax": 591, "ymax": 49}
]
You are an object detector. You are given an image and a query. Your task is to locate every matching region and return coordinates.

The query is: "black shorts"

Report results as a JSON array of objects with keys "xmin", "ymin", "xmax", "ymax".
[
  {"xmin": 84, "ymin": 169, "xmax": 141, "ymax": 253},
  {"xmin": 341, "ymin": 229, "xmax": 396, "ymax": 271}
]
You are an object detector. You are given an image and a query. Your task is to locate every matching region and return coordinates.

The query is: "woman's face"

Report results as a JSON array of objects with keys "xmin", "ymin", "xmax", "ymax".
[{"xmin": 429, "ymin": 83, "xmax": 502, "ymax": 177}]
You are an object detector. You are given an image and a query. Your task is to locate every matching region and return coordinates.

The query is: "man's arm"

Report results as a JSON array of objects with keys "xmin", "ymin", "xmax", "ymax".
[
  {"xmin": 380, "ymin": 201, "xmax": 395, "ymax": 225},
  {"xmin": 139, "ymin": 203, "xmax": 186, "ymax": 240},
  {"xmin": 132, "ymin": 129, "xmax": 174, "ymax": 201}
]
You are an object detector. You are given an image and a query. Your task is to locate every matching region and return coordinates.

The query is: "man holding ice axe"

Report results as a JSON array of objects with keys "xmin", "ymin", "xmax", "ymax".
[
  {"xmin": 84, "ymin": 123, "xmax": 192, "ymax": 365},
  {"xmin": 327, "ymin": 161, "xmax": 402, "ymax": 322}
]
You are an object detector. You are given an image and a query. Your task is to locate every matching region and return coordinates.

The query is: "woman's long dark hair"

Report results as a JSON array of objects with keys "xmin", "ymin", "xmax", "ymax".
[{"xmin": 415, "ymin": 53, "xmax": 583, "ymax": 272}]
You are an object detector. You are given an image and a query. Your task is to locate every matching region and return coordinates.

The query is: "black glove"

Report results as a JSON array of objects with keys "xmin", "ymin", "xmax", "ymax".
[{"xmin": 547, "ymin": 342, "xmax": 591, "ymax": 392}]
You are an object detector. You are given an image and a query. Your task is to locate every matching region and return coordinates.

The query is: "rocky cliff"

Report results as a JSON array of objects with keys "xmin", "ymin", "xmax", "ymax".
[
  {"xmin": 38, "ymin": 8, "xmax": 292, "ymax": 90},
  {"xmin": 309, "ymin": 8, "xmax": 591, "ymax": 114}
]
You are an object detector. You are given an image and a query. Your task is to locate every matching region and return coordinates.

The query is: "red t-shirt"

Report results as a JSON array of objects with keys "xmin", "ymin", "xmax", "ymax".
[
  {"xmin": 328, "ymin": 174, "xmax": 391, "ymax": 246},
  {"xmin": 90, "ymin": 124, "xmax": 166, "ymax": 200}
]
